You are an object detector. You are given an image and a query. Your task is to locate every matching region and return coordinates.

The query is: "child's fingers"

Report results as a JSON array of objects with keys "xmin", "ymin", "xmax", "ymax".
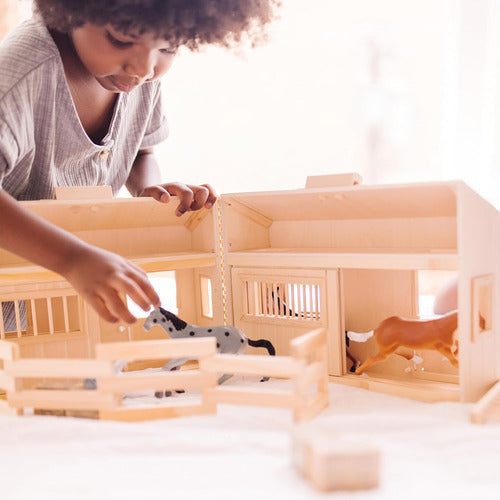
[
  {"xmin": 139, "ymin": 185, "xmax": 171, "ymax": 203},
  {"xmin": 165, "ymin": 183, "xmax": 194, "ymax": 216},
  {"xmin": 127, "ymin": 268, "xmax": 161, "ymax": 307},
  {"xmin": 200, "ymin": 184, "xmax": 218, "ymax": 208},
  {"xmin": 102, "ymin": 289, "xmax": 137, "ymax": 324},
  {"xmin": 118, "ymin": 274, "xmax": 157, "ymax": 312},
  {"xmin": 189, "ymin": 185, "xmax": 210, "ymax": 211},
  {"xmin": 86, "ymin": 293, "xmax": 120, "ymax": 324}
]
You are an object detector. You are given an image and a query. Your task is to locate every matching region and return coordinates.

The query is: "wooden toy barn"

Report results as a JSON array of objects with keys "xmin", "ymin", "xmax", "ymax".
[
  {"xmin": 220, "ymin": 174, "xmax": 499, "ymax": 404},
  {"xmin": 0, "ymin": 174, "xmax": 499, "ymax": 421}
]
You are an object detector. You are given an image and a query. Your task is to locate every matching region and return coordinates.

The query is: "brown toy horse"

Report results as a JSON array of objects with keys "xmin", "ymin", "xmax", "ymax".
[{"xmin": 347, "ymin": 310, "xmax": 459, "ymax": 375}]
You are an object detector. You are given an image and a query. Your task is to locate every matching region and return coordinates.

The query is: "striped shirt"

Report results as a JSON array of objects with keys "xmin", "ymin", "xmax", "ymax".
[
  {"xmin": 0, "ymin": 18, "xmax": 169, "ymax": 332},
  {"xmin": 0, "ymin": 17, "xmax": 169, "ymax": 200}
]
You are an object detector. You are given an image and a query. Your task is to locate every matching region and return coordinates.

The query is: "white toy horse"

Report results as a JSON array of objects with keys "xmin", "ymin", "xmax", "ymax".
[{"xmin": 144, "ymin": 307, "xmax": 276, "ymax": 397}]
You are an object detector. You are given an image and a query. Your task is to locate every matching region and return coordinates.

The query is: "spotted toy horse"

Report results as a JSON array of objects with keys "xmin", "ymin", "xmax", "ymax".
[{"xmin": 143, "ymin": 307, "xmax": 276, "ymax": 397}]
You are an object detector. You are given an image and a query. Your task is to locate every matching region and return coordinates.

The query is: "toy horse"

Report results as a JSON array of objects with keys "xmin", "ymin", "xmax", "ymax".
[
  {"xmin": 347, "ymin": 310, "xmax": 459, "ymax": 375},
  {"xmin": 143, "ymin": 307, "xmax": 276, "ymax": 397}
]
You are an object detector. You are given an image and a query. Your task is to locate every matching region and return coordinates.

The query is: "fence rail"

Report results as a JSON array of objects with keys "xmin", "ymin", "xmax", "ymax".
[{"xmin": 0, "ymin": 329, "xmax": 329, "ymax": 422}]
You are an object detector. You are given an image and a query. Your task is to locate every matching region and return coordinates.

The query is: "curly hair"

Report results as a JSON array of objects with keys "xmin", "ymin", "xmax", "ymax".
[{"xmin": 34, "ymin": 0, "xmax": 281, "ymax": 49}]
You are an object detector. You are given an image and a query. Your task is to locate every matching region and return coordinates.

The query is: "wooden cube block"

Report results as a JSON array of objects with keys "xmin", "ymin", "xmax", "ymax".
[{"xmin": 292, "ymin": 426, "xmax": 380, "ymax": 492}]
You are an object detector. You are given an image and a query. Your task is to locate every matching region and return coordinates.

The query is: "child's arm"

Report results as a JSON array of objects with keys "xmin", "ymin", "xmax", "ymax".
[
  {"xmin": 126, "ymin": 148, "xmax": 217, "ymax": 216},
  {"xmin": 0, "ymin": 189, "xmax": 160, "ymax": 323}
]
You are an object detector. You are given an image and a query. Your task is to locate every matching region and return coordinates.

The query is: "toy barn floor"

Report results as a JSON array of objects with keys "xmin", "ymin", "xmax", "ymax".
[{"xmin": 1, "ymin": 378, "xmax": 499, "ymax": 500}]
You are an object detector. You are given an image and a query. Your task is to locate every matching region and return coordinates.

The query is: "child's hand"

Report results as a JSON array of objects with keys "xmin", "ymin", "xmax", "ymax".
[
  {"xmin": 61, "ymin": 244, "xmax": 160, "ymax": 324},
  {"xmin": 138, "ymin": 182, "xmax": 217, "ymax": 216}
]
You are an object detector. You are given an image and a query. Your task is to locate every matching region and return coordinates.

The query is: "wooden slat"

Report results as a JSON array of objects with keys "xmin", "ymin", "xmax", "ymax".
[
  {"xmin": 46, "ymin": 297, "xmax": 54, "ymax": 334},
  {"xmin": 0, "ymin": 399, "xmax": 19, "ymax": 416},
  {"xmin": 12, "ymin": 331, "xmax": 86, "ymax": 346},
  {"xmin": 0, "ymin": 289, "xmax": 78, "ymax": 301},
  {"xmin": 0, "ymin": 304, "xmax": 4, "ymax": 339},
  {"xmin": 294, "ymin": 392, "xmax": 329, "ymax": 423},
  {"xmin": 0, "ymin": 340, "xmax": 19, "ymax": 360},
  {"xmin": 291, "ymin": 328, "xmax": 327, "ymax": 358},
  {"xmin": 8, "ymin": 390, "xmax": 116, "ymax": 410},
  {"xmin": 205, "ymin": 385, "xmax": 296, "ymax": 408},
  {"xmin": 99, "ymin": 401, "xmax": 217, "ymax": 422},
  {"xmin": 296, "ymin": 361, "xmax": 327, "ymax": 395},
  {"xmin": 226, "ymin": 251, "xmax": 458, "ymax": 271},
  {"xmin": 200, "ymin": 354, "xmax": 305, "ymax": 378},
  {"xmin": 95, "ymin": 338, "xmax": 216, "ymax": 360},
  {"xmin": 62, "ymin": 296, "xmax": 70, "ymax": 333},
  {"xmin": 471, "ymin": 381, "xmax": 500, "ymax": 424},
  {"xmin": 4, "ymin": 359, "xmax": 113, "ymax": 378},
  {"xmin": 98, "ymin": 371, "xmax": 217, "ymax": 393},
  {"xmin": 0, "ymin": 370, "xmax": 15, "ymax": 391},
  {"xmin": 14, "ymin": 301, "xmax": 21, "ymax": 338},
  {"xmin": 224, "ymin": 198, "xmax": 273, "ymax": 228},
  {"xmin": 30, "ymin": 299, "xmax": 38, "ymax": 336}
]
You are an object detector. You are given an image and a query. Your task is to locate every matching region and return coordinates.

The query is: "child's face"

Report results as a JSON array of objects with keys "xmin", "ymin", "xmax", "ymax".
[{"xmin": 71, "ymin": 23, "xmax": 177, "ymax": 92}]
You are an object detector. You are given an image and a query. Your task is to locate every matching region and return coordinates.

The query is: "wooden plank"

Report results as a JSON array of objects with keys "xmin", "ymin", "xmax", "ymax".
[
  {"xmin": 294, "ymin": 392, "xmax": 329, "ymax": 423},
  {"xmin": 205, "ymin": 385, "xmax": 296, "ymax": 408},
  {"xmin": 0, "ymin": 340, "xmax": 19, "ymax": 360},
  {"xmin": 226, "ymin": 251, "xmax": 458, "ymax": 271},
  {"xmin": 291, "ymin": 328, "xmax": 327, "ymax": 359},
  {"xmin": 305, "ymin": 173, "xmax": 362, "ymax": 188},
  {"xmin": 332, "ymin": 374, "xmax": 460, "ymax": 402},
  {"xmin": 0, "ymin": 370, "xmax": 14, "ymax": 391},
  {"xmin": 471, "ymin": 380, "xmax": 500, "ymax": 424},
  {"xmin": 224, "ymin": 198, "xmax": 273, "ymax": 228},
  {"xmin": 184, "ymin": 207, "xmax": 211, "ymax": 232},
  {"xmin": 54, "ymin": 185, "xmax": 113, "ymax": 200},
  {"xmin": 98, "ymin": 371, "xmax": 217, "ymax": 393},
  {"xmin": 11, "ymin": 331, "xmax": 87, "ymax": 346},
  {"xmin": 96, "ymin": 338, "xmax": 217, "ymax": 361},
  {"xmin": 0, "ymin": 399, "xmax": 19, "ymax": 416},
  {"xmin": 296, "ymin": 361, "xmax": 327, "ymax": 395},
  {"xmin": 4, "ymin": 359, "xmax": 113, "ymax": 378},
  {"xmin": 99, "ymin": 401, "xmax": 217, "ymax": 422},
  {"xmin": 8, "ymin": 390, "xmax": 116, "ymax": 410},
  {"xmin": 199, "ymin": 354, "xmax": 304, "ymax": 378}
]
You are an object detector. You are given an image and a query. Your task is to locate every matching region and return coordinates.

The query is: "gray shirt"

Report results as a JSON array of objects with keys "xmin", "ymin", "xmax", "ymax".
[{"xmin": 0, "ymin": 18, "xmax": 169, "ymax": 201}]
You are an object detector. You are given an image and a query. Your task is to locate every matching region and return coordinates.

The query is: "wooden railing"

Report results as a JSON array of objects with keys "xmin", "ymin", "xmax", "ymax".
[{"xmin": 0, "ymin": 329, "xmax": 329, "ymax": 422}]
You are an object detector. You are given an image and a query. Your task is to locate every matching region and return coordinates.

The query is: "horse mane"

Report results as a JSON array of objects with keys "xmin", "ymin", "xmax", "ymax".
[{"xmin": 159, "ymin": 307, "xmax": 188, "ymax": 331}]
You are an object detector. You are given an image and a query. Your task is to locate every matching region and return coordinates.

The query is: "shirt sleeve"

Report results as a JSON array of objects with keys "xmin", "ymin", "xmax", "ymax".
[
  {"xmin": 0, "ymin": 116, "xmax": 20, "ymax": 187},
  {"xmin": 139, "ymin": 81, "xmax": 169, "ymax": 149}
]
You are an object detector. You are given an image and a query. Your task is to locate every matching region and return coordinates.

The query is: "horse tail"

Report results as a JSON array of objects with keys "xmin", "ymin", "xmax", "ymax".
[
  {"xmin": 347, "ymin": 330, "xmax": 374, "ymax": 343},
  {"xmin": 247, "ymin": 338, "xmax": 276, "ymax": 356}
]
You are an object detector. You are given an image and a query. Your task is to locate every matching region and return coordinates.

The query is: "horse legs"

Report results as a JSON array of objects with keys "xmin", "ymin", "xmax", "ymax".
[
  {"xmin": 155, "ymin": 358, "xmax": 190, "ymax": 398},
  {"xmin": 355, "ymin": 344, "xmax": 399, "ymax": 375},
  {"xmin": 435, "ymin": 345, "xmax": 459, "ymax": 367},
  {"xmin": 218, "ymin": 373, "xmax": 233, "ymax": 385}
]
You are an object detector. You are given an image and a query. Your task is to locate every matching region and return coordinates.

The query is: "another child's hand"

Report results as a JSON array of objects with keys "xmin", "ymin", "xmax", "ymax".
[
  {"xmin": 138, "ymin": 182, "xmax": 217, "ymax": 216},
  {"xmin": 61, "ymin": 243, "xmax": 160, "ymax": 324}
]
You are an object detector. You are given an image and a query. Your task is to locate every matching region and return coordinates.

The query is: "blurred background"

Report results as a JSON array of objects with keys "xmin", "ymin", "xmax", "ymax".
[{"xmin": 2, "ymin": 0, "xmax": 500, "ymax": 206}]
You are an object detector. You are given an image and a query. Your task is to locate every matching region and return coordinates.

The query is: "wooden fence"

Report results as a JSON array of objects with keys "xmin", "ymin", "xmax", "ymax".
[{"xmin": 0, "ymin": 329, "xmax": 328, "ymax": 422}]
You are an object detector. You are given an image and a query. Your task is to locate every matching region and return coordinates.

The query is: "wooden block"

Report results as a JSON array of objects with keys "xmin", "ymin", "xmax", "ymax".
[
  {"xmin": 305, "ymin": 173, "xmax": 362, "ymax": 188},
  {"xmin": 292, "ymin": 426, "xmax": 380, "ymax": 492}
]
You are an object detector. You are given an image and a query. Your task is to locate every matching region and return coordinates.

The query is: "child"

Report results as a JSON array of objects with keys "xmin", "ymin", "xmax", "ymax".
[{"xmin": 0, "ymin": 0, "xmax": 279, "ymax": 328}]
